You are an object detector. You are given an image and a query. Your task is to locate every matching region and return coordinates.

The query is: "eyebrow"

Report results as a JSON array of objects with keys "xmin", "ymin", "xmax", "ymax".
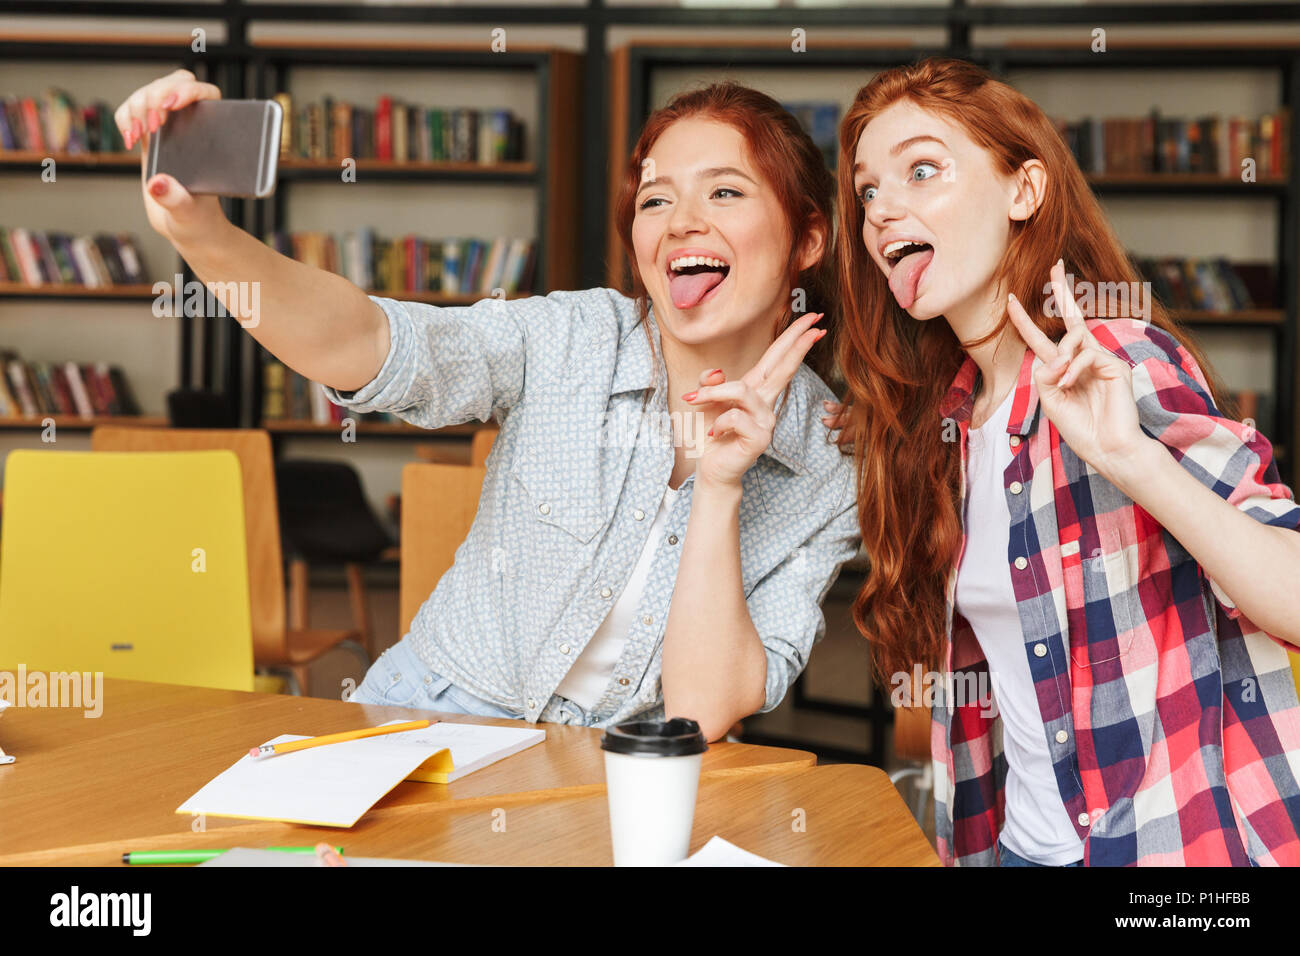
[
  {"xmin": 636, "ymin": 166, "xmax": 758, "ymax": 195},
  {"xmin": 852, "ymin": 135, "xmax": 949, "ymax": 177}
]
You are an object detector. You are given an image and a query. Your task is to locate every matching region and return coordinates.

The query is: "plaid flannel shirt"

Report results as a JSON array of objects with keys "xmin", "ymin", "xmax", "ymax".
[{"xmin": 931, "ymin": 317, "xmax": 1300, "ymax": 866}]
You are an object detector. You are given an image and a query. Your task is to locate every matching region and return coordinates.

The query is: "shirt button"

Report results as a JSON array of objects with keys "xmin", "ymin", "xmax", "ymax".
[
  {"xmin": 538, "ymin": 503, "xmax": 550, "ymax": 516},
  {"xmin": 527, "ymin": 697, "xmax": 536, "ymax": 709},
  {"xmin": 1009, "ymin": 435, "xmax": 1021, "ymax": 448},
  {"xmin": 667, "ymin": 534, "xmax": 678, "ymax": 545},
  {"xmin": 642, "ymin": 615, "xmax": 653, "ymax": 626},
  {"xmin": 391, "ymin": 672, "xmax": 402, "ymax": 682},
  {"xmin": 1078, "ymin": 812, "xmax": 1091, "ymax": 827},
  {"xmin": 423, "ymin": 675, "xmax": 432, "ymax": 684},
  {"xmin": 1014, "ymin": 556, "xmax": 1028, "ymax": 570},
  {"xmin": 1009, "ymin": 481, "xmax": 1023, "ymax": 494},
  {"xmin": 600, "ymin": 586, "xmax": 612, "ymax": 599},
  {"xmin": 559, "ymin": 643, "xmax": 570, "ymax": 655},
  {"xmin": 634, "ymin": 509, "xmax": 645, "ymax": 521},
  {"xmin": 618, "ymin": 677, "xmax": 630, "ymax": 686},
  {"xmin": 1034, "ymin": 643, "xmax": 1047, "ymax": 657},
  {"xmin": 1056, "ymin": 730, "xmax": 1068, "ymax": 743}
]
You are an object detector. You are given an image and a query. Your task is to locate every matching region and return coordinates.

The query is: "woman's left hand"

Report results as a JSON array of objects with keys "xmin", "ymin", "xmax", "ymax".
[
  {"xmin": 684, "ymin": 310, "xmax": 826, "ymax": 489},
  {"xmin": 1005, "ymin": 259, "xmax": 1150, "ymax": 477}
]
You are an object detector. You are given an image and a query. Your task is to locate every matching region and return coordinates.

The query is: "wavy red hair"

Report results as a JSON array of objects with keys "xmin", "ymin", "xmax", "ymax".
[{"xmin": 833, "ymin": 57, "xmax": 1231, "ymax": 684}]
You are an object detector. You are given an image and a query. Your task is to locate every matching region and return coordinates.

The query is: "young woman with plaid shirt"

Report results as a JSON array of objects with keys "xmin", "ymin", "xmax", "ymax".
[{"xmin": 826, "ymin": 57, "xmax": 1300, "ymax": 866}]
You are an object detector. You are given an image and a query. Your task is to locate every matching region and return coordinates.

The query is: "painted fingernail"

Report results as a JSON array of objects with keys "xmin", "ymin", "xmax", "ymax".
[
  {"xmin": 160, "ymin": 92, "xmax": 177, "ymax": 109},
  {"xmin": 682, "ymin": 391, "xmax": 697, "ymax": 402},
  {"xmin": 123, "ymin": 129, "xmax": 134, "ymax": 150},
  {"xmin": 814, "ymin": 329, "xmax": 827, "ymax": 339},
  {"xmin": 707, "ymin": 428, "xmax": 714, "ymax": 437},
  {"xmin": 148, "ymin": 109, "xmax": 159, "ymax": 133},
  {"xmin": 149, "ymin": 177, "xmax": 168, "ymax": 198},
  {"xmin": 707, "ymin": 368, "xmax": 723, "ymax": 377}
]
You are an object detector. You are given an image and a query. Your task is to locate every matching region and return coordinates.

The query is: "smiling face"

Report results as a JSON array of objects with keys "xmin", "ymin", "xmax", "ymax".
[
  {"xmin": 851, "ymin": 100, "xmax": 1025, "ymax": 324},
  {"xmin": 632, "ymin": 116, "xmax": 812, "ymax": 352}
]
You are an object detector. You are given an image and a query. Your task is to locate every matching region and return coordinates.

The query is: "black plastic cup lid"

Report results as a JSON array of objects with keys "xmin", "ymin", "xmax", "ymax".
[{"xmin": 600, "ymin": 717, "xmax": 708, "ymax": 756}]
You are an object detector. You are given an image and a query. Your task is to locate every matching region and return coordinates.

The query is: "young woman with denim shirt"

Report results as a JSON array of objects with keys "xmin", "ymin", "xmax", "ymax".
[{"xmin": 119, "ymin": 73, "xmax": 859, "ymax": 742}]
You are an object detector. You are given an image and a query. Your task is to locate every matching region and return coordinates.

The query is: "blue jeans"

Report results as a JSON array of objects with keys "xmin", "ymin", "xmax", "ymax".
[
  {"xmin": 350, "ymin": 640, "xmax": 521, "ymax": 718},
  {"xmin": 997, "ymin": 838, "xmax": 1083, "ymax": 867}
]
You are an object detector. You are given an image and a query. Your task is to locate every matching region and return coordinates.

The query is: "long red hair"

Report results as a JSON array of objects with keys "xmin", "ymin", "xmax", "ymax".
[
  {"xmin": 834, "ymin": 57, "xmax": 1231, "ymax": 684},
  {"xmin": 613, "ymin": 82, "xmax": 838, "ymax": 385}
]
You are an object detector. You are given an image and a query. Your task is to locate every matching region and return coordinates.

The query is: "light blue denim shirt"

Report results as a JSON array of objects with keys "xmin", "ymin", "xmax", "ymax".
[{"xmin": 323, "ymin": 288, "xmax": 860, "ymax": 727}]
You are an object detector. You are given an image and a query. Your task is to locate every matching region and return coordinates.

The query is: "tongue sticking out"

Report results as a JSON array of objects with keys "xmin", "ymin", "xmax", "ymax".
[
  {"xmin": 670, "ymin": 269, "xmax": 726, "ymax": 310},
  {"xmin": 887, "ymin": 247, "xmax": 934, "ymax": 310}
]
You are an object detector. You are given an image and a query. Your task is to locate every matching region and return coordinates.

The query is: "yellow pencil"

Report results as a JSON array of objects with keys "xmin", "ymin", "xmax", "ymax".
[{"xmin": 249, "ymin": 719, "xmax": 433, "ymax": 758}]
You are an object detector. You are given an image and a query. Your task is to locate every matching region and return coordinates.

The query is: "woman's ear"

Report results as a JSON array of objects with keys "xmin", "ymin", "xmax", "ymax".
[
  {"xmin": 796, "ymin": 217, "xmax": 828, "ymax": 273},
  {"xmin": 1009, "ymin": 159, "xmax": 1047, "ymax": 222}
]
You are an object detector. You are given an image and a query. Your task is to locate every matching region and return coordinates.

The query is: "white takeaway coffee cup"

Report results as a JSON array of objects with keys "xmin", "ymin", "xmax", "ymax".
[{"xmin": 600, "ymin": 717, "xmax": 708, "ymax": 866}]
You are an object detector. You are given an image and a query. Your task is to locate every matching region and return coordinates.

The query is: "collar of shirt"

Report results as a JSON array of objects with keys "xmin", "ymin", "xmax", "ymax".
[
  {"xmin": 608, "ymin": 301, "xmax": 810, "ymax": 476},
  {"xmin": 939, "ymin": 344, "xmax": 1040, "ymax": 441}
]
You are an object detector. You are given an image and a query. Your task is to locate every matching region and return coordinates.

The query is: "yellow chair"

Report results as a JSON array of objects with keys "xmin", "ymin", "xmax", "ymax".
[{"xmin": 0, "ymin": 449, "xmax": 254, "ymax": 691}]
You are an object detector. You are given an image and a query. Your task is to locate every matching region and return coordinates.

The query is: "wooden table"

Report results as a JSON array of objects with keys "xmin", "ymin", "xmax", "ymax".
[{"xmin": 0, "ymin": 678, "xmax": 938, "ymax": 866}]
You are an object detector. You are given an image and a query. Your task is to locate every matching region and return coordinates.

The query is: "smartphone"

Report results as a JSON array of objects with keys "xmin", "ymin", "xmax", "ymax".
[{"xmin": 146, "ymin": 99, "xmax": 282, "ymax": 199}]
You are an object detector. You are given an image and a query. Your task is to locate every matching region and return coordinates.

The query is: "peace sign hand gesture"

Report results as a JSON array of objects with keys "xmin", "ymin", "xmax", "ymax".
[
  {"xmin": 1006, "ymin": 260, "xmax": 1149, "ymax": 479},
  {"xmin": 683, "ymin": 311, "xmax": 827, "ymax": 490}
]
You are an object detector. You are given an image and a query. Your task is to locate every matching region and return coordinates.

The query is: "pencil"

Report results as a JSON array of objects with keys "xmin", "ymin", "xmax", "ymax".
[{"xmin": 249, "ymin": 719, "xmax": 433, "ymax": 758}]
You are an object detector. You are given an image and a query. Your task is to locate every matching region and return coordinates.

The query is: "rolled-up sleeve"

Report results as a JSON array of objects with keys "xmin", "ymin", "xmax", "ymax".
[
  {"xmin": 320, "ymin": 293, "xmax": 540, "ymax": 427},
  {"xmin": 747, "ymin": 470, "xmax": 862, "ymax": 714}
]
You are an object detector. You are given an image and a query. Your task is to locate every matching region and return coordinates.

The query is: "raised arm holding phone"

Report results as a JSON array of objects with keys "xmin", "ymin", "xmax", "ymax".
[{"xmin": 116, "ymin": 69, "xmax": 390, "ymax": 393}]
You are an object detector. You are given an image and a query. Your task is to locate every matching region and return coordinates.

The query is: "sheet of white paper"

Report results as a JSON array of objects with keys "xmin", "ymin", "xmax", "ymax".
[
  {"xmin": 198, "ymin": 848, "xmax": 469, "ymax": 867},
  {"xmin": 674, "ymin": 836, "xmax": 786, "ymax": 867},
  {"xmin": 176, "ymin": 727, "xmax": 449, "ymax": 827},
  {"xmin": 177, "ymin": 720, "xmax": 546, "ymax": 827}
]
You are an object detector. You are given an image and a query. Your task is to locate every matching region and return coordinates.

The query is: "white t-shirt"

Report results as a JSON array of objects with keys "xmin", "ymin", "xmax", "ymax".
[
  {"xmin": 554, "ymin": 483, "xmax": 681, "ymax": 710},
  {"xmin": 955, "ymin": 385, "xmax": 1085, "ymax": 866}
]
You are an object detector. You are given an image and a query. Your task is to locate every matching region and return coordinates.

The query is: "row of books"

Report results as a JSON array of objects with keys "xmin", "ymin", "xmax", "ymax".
[
  {"xmin": 1053, "ymin": 109, "xmax": 1288, "ymax": 177},
  {"xmin": 1131, "ymin": 256, "xmax": 1263, "ymax": 313},
  {"xmin": 0, "ymin": 228, "xmax": 150, "ymax": 287},
  {"xmin": 272, "ymin": 93, "xmax": 525, "ymax": 164},
  {"xmin": 0, "ymin": 91, "xmax": 124, "ymax": 154},
  {"xmin": 263, "ymin": 229, "xmax": 536, "ymax": 297},
  {"xmin": 262, "ymin": 359, "xmax": 398, "ymax": 426},
  {"xmin": 0, "ymin": 352, "xmax": 141, "ymax": 419}
]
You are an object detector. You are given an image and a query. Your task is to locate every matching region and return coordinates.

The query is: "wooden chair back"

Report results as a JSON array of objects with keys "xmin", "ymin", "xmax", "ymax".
[{"xmin": 400, "ymin": 463, "xmax": 486, "ymax": 635}]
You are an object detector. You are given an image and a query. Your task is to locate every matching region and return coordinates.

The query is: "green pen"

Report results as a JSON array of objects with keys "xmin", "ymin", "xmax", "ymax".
[{"xmin": 122, "ymin": 846, "xmax": 344, "ymax": 865}]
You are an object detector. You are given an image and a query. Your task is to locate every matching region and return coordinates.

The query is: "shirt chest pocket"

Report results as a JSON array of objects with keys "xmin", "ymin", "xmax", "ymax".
[
  {"xmin": 1068, "ymin": 526, "xmax": 1139, "ymax": 667},
  {"xmin": 508, "ymin": 449, "xmax": 606, "ymax": 601}
]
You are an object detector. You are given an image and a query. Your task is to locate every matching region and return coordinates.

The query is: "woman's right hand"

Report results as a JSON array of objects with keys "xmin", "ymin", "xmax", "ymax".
[{"xmin": 115, "ymin": 68, "xmax": 230, "ymax": 251}]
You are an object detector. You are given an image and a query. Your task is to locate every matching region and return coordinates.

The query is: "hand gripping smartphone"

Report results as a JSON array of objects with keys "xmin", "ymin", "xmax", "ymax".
[{"xmin": 146, "ymin": 98, "xmax": 283, "ymax": 198}]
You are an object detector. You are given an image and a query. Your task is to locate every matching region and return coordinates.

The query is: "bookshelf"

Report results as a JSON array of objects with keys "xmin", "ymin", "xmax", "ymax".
[
  {"xmin": 6, "ymin": 3, "xmax": 1300, "ymax": 763},
  {"xmin": 0, "ymin": 38, "xmax": 225, "ymax": 451},
  {"xmin": 242, "ymin": 42, "xmax": 581, "ymax": 441}
]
